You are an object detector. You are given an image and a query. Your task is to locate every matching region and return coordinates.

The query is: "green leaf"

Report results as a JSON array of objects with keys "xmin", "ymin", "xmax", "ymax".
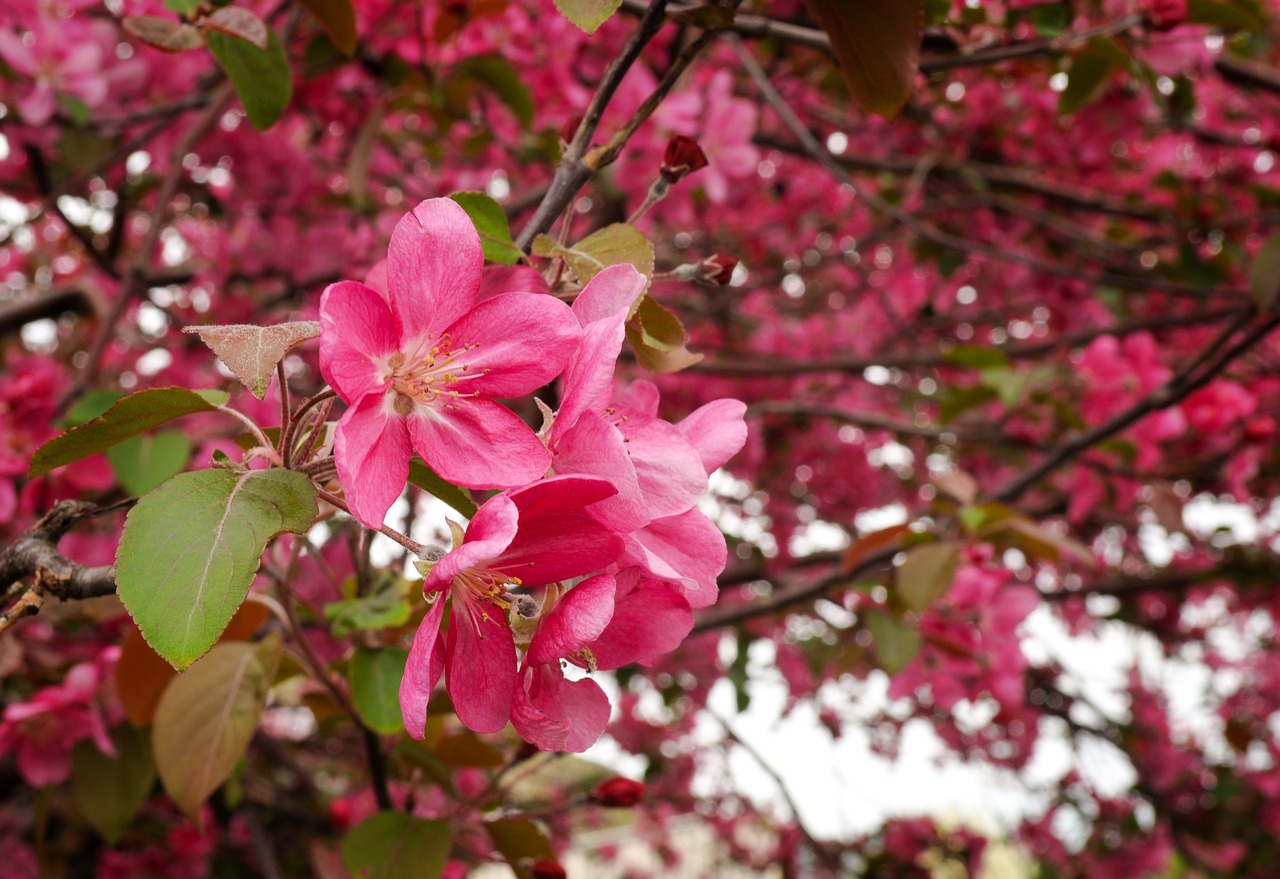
[
  {"xmin": 1187, "ymin": 0, "xmax": 1266, "ymax": 30},
  {"xmin": 164, "ymin": 0, "xmax": 202, "ymax": 14},
  {"xmin": 342, "ymin": 812, "xmax": 450, "ymax": 879},
  {"xmin": 1250, "ymin": 231, "xmax": 1280, "ymax": 309},
  {"xmin": 444, "ymin": 55, "xmax": 534, "ymax": 129},
  {"xmin": 535, "ymin": 223, "xmax": 655, "ymax": 286},
  {"xmin": 553, "ymin": 0, "xmax": 622, "ymax": 33},
  {"xmin": 487, "ymin": 820, "xmax": 556, "ymax": 879},
  {"xmin": 943, "ymin": 345, "xmax": 1008, "ymax": 369},
  {"xmin": 203, "ymin": 7, "xmax": 269, "ymax": 49},
  {"xmin": 349, "ymin": 647, "xmax": 408, "ymax": 734},
  {"xmin": 625, "ymin": 296, "xmax": 702, "ymax": 373},
  {"xmin": 207, "ymin": 27, "xmax": 292, "ymax": 131},
  {"xmin": 182, "ymin": 321, "xmax": 320, "ymax": 399},
  {"xmin": 107, "ymin": 430, "xmax": 192, "ymax": 496},
  {"xmin": 72, "ymin": 725, "xmax": 156, "ymax": 843},
  {"xmin": 435, "ymin": 732, "xmax": 505, "ymax": 767},
  {"xmin": 448, "ymin": 192, "xmax": 522, "ymax": 265},
  {"xmin": 983, "ymin": 516, "xmax": 1096, "ymax": 567},
  {"xmin": 407, "ymin": 457, "xmax": 477, "ymax": 518},
  {"xmin": 325, "ymin": 577, "xmax": 412, "ymax": 637},
  {"xmin": 298, "ymin": 0, "xmax": 358, "ymax": 55},
  {"xmin": 801, "ymin": 0, "xmax": 923, "ymax": 118},
  {"xmin": 30, "ymin": 387, "xmax": 228, "ymax": 478},
  {"xmin": 895, "ymin": 541, "xmax": 962, "ymax": 612},
  {"xmin": 1059, "ymin": 37, "xmax": 1128, "ymax": 115},
  {"xmin": 866, "ymin": 610, "xmax": 921, "ymax": 674},
  {"xmin": 152, "ymin": 636, "xmax": 282, "ymax": 819},
  {"xmin": 117, "ymin": 469, "xmax": 317, "ymax": 669},
  {"xmin": 123, "ymin": 15, "xmax": 205, "ymax": 52}
]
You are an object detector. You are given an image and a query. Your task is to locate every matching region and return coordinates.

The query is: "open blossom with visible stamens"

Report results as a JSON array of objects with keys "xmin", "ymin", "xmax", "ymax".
[
  {"xmin": 400, "ymin": 476, "xmax": 623, "ymax": 738},
  {"xmin": 319, "ymin": 197, "xmax": 582, "ymax": 528}
]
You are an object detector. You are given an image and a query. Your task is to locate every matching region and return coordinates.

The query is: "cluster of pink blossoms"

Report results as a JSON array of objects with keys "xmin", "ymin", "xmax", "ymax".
[{"xmin": 318, "ymin": 198, "xmax": 746, "ymax": 750}]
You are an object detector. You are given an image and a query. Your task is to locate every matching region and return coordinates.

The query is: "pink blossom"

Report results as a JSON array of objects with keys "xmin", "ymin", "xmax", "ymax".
[
  {"xmin": 400, "ymin": 476, "xmax": 624, "ymax": 738},
  {"xmin": 319, "ymin": 198, "xmax": 582, "ymax": 527}
]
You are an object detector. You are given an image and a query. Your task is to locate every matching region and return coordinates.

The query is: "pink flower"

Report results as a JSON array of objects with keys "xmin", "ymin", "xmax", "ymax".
[
  {"xmin": 319, "ymin": 197, "xmax": 582, "ymax": 527},
  {"xmin": 400, "ymin": 476, "xmax": 624, "ymax": 738}
]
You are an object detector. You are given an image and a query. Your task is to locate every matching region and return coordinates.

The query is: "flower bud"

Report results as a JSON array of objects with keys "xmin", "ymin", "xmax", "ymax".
[
  {"xmin": 1145, "ymin": 0, "xmax": 1187, "ymax": 30},
  {"xmin": 590, "ymin": 775, "xmax": 646, "ymax": 807},
  {"xmin": 559, "ymin": 115, "xmax": 582, "ymax": 147},
  {"xmin": 528, "ymin": 858, "xmax": 567, "ymax": 879},
  {"xmin": 699, "ymin": 253, "xmax": 738, "ymax": 285},
  {"xmin": 661, "ymin": 135, "xmax": 709, "ymax": 182}
]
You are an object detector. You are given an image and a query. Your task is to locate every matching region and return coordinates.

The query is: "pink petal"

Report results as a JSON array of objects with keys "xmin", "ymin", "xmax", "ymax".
[
  {"xmin": 550, "ymin": 413, "xmax": 648, "ymax": 532},
  {"xmin": 424, "ymin": 494, "xmax": 519, "ymax": 594},
  {"xmin": 527, "ymin": 573, "xmax": 615, "ymax": 665},
  {"xmin": 511, "ymin": 665, "xmax": 569, "ymax": 751},
  {"xmin": 554, "ymin": 318, "xmax": 626, "ymax": 444},
  {"xmin": 444, "ymin": 293, "xmax": 581, "ymax": 397},
  {"xmin": 363, "ymin": 259, "xmax": 389, "ymax": 299},
  {"xmin": 387, "ymin": 198, "xmax": 482, "ymax": 338},
  {"xmin": 512, "ymin": 665, "xmax": 611, "ymax": 752},
  {"xmin": 571, "ymin": 263, "xmax": 646, "ymax": 325},
  {"xmin": 614, "ymin": 379, "xmax": 660, "ymax": 415},
  {"xmin": 319, "ymin": 280, "xmax": 399, "ymax": 403},
  {"xmin": 615, "ymin": 411, "xmax": 706, "ymax": 520},
  {"xmin": 334, "ymin": 394, "xmax": 411, "ymax": 528},
  {"xmin": 590, "ymin": 568, "xmax": 693, "ymax": 670},
  {"xmin": 495, "ymin": 484, "xmax": 624, "ymax": 585},
  {"xmin": 508, "ymin": 474, "xmax": 618, "ymax": 518},
  {"xmin": 554, "ymin": 674, "xmax": 612, "ymax": 752},
  {"xmin": 623, "ymin": 509, "xmax": 725, "ymax": 608},
  {"xmin": 677, "ymin": 399, "xmax": 748, "ymax": 474},
  {"xmin": 480, "ymin": 264, "xmax": 550, "ymax": 300},
  {"xmin": 407, "ymin": 398, "xmax": 550, "ymax": 490},
  {"xmin": 446, "ymin": 596, "xmax": 516, "ymax": 734},
  {"xmin": 400, "ymin": 596, "xmax": 447, "ymax": 739}
]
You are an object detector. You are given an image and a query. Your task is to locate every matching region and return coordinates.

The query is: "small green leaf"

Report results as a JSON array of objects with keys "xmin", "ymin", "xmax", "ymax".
[
  {"xmin": 349, "ymin": 647, "xmax": 408, "ymax": 734},
  {"xmin": 625, "ymin": 296, "xmax": 702, "ymax": 373},
  {"xmin": 895, "ymin": 541, "xmax": 962, "ymax": 612},
  {"xmin": 203, "ymin": 7, "xmax": 269, "ymax": 49},
  {"xmin": 325, "ymin": 576, "xmax": 412, "ymax": 636},
  {"xmin": 554, "ymin": 0, "xmax": 622, "ymax": 33},
  {"xmin": 342, "ymin": 812, "xmax": 450, "ymax": 879},
  {"xmin": 182, "ymin": 321, "xmax": 320, "ymax": 399},
  {"xmin": 164, "ymin": 0, "xmax": 202, "ymax": 14},
  {"xmin": 30, "ymin": 387, "xmax": 228, "ymax": 478},
  {"xmin": 1059, "ymin": 37, "xmax": 1128, "ymax": 115},
  {"xmin": 207, "ymin": 27, "xmax": 292, "ymax": 130},
  {"xmin": 117, "ymin": 469, "xmax": 317, "ymax": 668},
  {"xmin": 542, "ymin": 223, "xmax": 654, "ymax": 286},
  {"xmin": 298, "ymin": 0, "xmax": 358, "ymax": 55},
  {"xmin": 1250, "ymin": 231, "xmax": 1280, "ymax": 309},
  {"xmin": 943, "ymin": 345, "xmax": 1008, "ymax": 369},
  {"xmin": 72, "ymin": 725, "xmax": 156, "ymax": 843},
  {"xmin": 448, "ymin": 192, "xmax": 522, "ymax": 265},
  {"xmin": 152, "ymin": 635, "xmax": 282, "ymax": 819},
  {"xmin": 435, "ymin": 732, "xmax": 505, "ymax": 768},
  {"xmin": 801, "ymin": 0, "xmax": 923, "ymax": 118},
  {"xmin": 444, "ymin": 56, "xmax": 534, "ymax": 129},
  {"xmin": 487, "ymin": 819, "xmax": 557, "ymax": 879},
  {"xmin": 1187, "ymin": 0, "xmax": 1266, "ymax": 30},
  {"xmin": 407, "ymin": 457, "xmax": 477, "ymax": 518},
  {"xmin": 107, "ymin": 430, "xmax": 192, "ymax": 496},
  {"xmin": 866, "ymin": 610, "xmax": 921, "ymax": 674},
  {"xmin": 123, "ymin": 15, "xmax": 205, "ymax": 52}
]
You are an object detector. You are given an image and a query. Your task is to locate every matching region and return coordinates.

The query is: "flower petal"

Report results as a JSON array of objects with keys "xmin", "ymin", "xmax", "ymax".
[
  {"xmin": 495, "ymin": 483, "xmax": 624, "ymax": 585},
  {"xmin": 319, "ymin": 280, "xmax": 399, "ymax": 403},
  {"xmin": 424, "ymin": 494, "xmax": 519, "ymax": 594},
  {"xmin": 527, "ymin": 573, "xmax": 615, "ymax": 666},
  {"xmin": 446, "ymin": 595, "xmax": 516, "ymax": 734},
  {"xmin": 511, "ymin": 665, "xmax": 611, "ymax": 753},
  {"xmin": 623, "ymin": 508, "xmax": 726, "ymax": 609},
  {"xmin": 387, "ymin": 198, "xmax": 482, "ymax": 338},
  {"xmin": 480, "ymin": 264, "xmax": 550, "ymax": 300},
  {"xmin": 407, "ymin": 398, "xmax": 550, "ymax": 490},
  {"xmin": 444, "ymin": 293, "xmax": 580, "ymax": 398},
  {"xmin": 571, "ymin": 263, "xmax": 646, "ymax": 325},
  {"xmin": 400, "ymin": 596, "xmax": 447, "ymax": 739},
  {"xmin": 554, "ymin": 317, "xmax": 625, "ymax": 444},
  {"xmin": 334, "ymin": 394, "xmax": 411, "ymax": 528},
  {"xmin": 615, "ymin": 410, "xmax": 706, "ymax": 520},
  {"xmin": 590, "ymin": 568, "xmax": 693, "ymax": 670},
  {"xmin": 676, "ymin": 399, "xmax": 748, "ymax": 475},
  {"xmin": 615, "ymin": 379, "xmax": 660, "ymax": 416},
  {"xmin": 550, "ymin": 413, "xmax": 647, "ymax": 532}
]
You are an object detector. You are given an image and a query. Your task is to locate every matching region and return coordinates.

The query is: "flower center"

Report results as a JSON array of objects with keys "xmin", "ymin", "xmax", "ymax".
[
  {"xmin": 453, "ymin": 566, "xmax": 524, "ymax": 640},
  {"xmin": 384, "ymin": 332, "xmax": 480, "ymax": 406}
]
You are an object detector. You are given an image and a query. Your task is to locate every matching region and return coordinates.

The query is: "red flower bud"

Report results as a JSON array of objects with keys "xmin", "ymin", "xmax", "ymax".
[
  {"xmin": 700, "ymin": 254, "xmax": 738, "ymax": 285},
  {"xmin": 559, "ymin": 115, "xmax": 582, "ymax": 146},
  {"xmin": 529, "ymin": 858, "xmax": 567, "ymax": 879},
  {"xmin": 661, "ymin": 135, "xmax": 709, "ymax": 182},
  {"xmin": 1145, "ymin": 0, "xmax": 1187, "ymax": 30},
  {"xmin": 590, "ymin": 776, "xmax": 646, "ymax": 807}
]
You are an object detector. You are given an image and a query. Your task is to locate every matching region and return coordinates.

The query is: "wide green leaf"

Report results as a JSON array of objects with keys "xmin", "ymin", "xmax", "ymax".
[
  {"xmin": 866, "ymin": 610, "xmax": 921, "ymax": 674},
  {"xmin": 1058, "ymin": 37, "xmax": 1128, "ymax": 115},
  {"xmin": 625, "ymin": 296, "xmax": 702, "ymax": 373},
  {"xmin": 449, "ymin": 192, "xmax": 522, "ymax": 265},
  {"xmin": 342, "ymin": 812, "xmax": 450, "ymax": 879},
  {"xmin": 443, "ymin": 55, "xmax": 534, "ymax": 129},
  {"xmin": 72, "ymin": 725, "xmax": 156, "ymax": 843},
  {"xmin": 30, "ymin": 387, "xmax": 228, "ymax": 478},
  {"xmin": 117, "ymin": 468, "xmax": 317, "ymax": 668},
  {"xmin": 802, "ymin": 0, "xmax": 923, "ymax": 118},
  {"xmin": 534, "ymin": 223, "xmax": 655, "ymax": 286},
  {"xmin": 207, "ymin": 27, "xmax": 292, "ymax": 130},
  {"xmin": 895, "ymin": 541, "xmax": 962, "ymax": 612},
  {"xmin": 152, "ymin": 636, "xmax": 282, "ymax": 819},
  {"xmin": 108, "ymin": 430, "xmax": 192, "ymax": 496},
  {"xmin": 349, "ymin": 647, "xmax": 408, "ymax": 734},
  {"xmin": 554, "ymin": 0, "xmax": 622, "ymax": 34}
]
